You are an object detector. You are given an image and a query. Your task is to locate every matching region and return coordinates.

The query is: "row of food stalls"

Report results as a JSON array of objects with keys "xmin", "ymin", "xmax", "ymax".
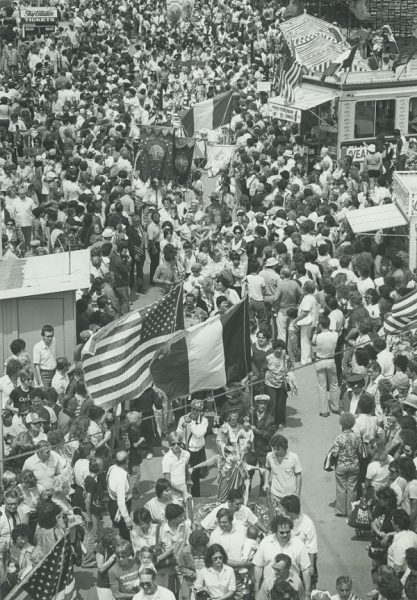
[
  {"xmin": 266, "ymin": 14, "xmax": 417, "ymax": 263},
  {"xmin": 268, "ymin": 14, "xmax": 417, "ymax": 164},
  {"xmin": 342, "ymin": 172, "xmax": 417, "ymax": 271}
]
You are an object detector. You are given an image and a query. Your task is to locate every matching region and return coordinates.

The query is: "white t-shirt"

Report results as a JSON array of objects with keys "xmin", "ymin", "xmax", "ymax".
[
  {"xmin": 245, "ymin": 273, "xmax": 265, "ymax": 301},
  {"xmin": 387, "ymin": 530, "xmax": 417, "ymax": 571},
  {"xmin": 366, "ymin": 460, "xmax": 391, "ymax": 490},
  {"xmin": 161, "ymin": 449, "xmax": 190, "ymax": 492}
]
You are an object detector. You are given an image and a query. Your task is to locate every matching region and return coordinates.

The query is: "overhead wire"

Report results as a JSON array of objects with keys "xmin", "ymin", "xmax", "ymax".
[{"xmin": 0, "ymin": 336, "xmax": 377, "ymax": 466}]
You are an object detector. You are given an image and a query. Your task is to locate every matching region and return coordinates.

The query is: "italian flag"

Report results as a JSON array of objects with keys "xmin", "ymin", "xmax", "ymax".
[
  {"xmin": 181, "ymin": 91, "xmax": 233, "ymax": 136},
  {"xmin": 150, "ymin": 300, "xmax": 251, "ymax": 398}
]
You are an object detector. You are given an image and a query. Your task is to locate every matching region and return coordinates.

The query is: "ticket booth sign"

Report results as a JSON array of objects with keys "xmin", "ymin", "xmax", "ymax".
[{"xmin": 268, "ymin": 102, "xmax": 301, "ymax": 123}]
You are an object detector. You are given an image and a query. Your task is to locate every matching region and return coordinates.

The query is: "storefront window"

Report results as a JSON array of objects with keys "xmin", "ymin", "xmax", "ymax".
[
  {"xmin": 355, "ymin": 101, "xmax": 374, "ymax": 138},
  {"xmin": 354, "ymin": 99, "xmax": 395, "ymax": 138},
  {"xmin": 375, "ymin": 99, "xmax": 395, "ymax": 137},
  {"xmin": 409, "ymin": 98, "xmax": 417, "ymax": 134}
]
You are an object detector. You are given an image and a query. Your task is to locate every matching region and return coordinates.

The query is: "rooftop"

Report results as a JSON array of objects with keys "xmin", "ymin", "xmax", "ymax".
[{"xmin": 0, "ymin": 249, "xmax": 91, "ymax": 301}]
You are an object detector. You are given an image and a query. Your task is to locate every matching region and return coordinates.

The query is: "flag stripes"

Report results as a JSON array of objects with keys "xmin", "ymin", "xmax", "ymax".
[
  {"xmin": 279, "ymin": 59, "xmax": 302, "ymax": 104},
  {"xmin": 5, "ymin": 532, "xmax": 76, "ymax": 600},
  {"xmin": 82, "ymin": 285, "xmax": 184, "ymax": 408},
  {"xmin": 384, "ymin": 290, "xmax": 417, "ymax": 334}
]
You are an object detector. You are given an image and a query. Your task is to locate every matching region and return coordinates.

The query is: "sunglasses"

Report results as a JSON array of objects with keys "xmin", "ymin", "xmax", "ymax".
[
  {"xmin": 140, "ymin": 582, "xmax": 153, "ymax": 588},
  {"xmin": 170, "ymin": 442, "xmax": 181, "ymax": 447}
]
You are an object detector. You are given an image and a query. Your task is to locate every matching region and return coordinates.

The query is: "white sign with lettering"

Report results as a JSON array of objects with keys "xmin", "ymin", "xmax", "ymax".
[{"xmin": 268, "ymin": 102, "xmax": 301, "ymax": 123}]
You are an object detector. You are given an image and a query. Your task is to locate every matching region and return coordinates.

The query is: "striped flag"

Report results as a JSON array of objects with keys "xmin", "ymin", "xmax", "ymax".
[
  {"xmin": 384, "ymin": 290, "xmax": 417, "ymax": 335},
  {"xmin": 150, "ymin": 300, "xmax": 251, "ymax": 399},
  {"xmin": 82, "ymin": 285, "xmax": 184, "ymax": 408},
  {"xmin": 181, "ymin": 91, "xmax": 233, "ymax": 136},
  {"xmin": 279, "ymin": 56, "xmax": 302, "ymax": 105},
  {"xmin": 6, "ymin": 533, "xmax": 76, "ymax": 600}
]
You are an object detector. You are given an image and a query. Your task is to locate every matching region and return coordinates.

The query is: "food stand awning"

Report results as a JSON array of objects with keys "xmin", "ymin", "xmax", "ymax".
[
  {"xmin": 279, "ymin": 14, "xmax": 355, "ymax": 73},
  {"xmin": 268, "ymin": 86, "xmax": 340, "ymax": 122},
  {"xmin": 346, "ymin": 204, "xmax": 408, "ymax": 234}
]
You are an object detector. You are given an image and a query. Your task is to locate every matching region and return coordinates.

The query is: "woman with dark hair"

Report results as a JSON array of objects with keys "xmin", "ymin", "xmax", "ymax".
[
  {"xmin": 353, "ymin": 393, "xmax": 378, "ymax": 444},
  {"xmin": 96, "ymin": 528, "xmax": 121, "ymax": 600},
  {"xmin": 131, "ymin": 507, "xmax": 157, "ymax": 554},
  {"xmin": 251, "ymin": 328, "xmax": 272, "ymax": 391},
  {"xmin": 332, "ymin": 412, "xmax": 362, "ymax": 517},
  {"xmin": 177, "ymin": 529, "xmax": 209, "ymax": 600},
  {"xmin": 265, "ymin": 339, "xmax": 291, "ymax": 430},
  {"xmin": 144, "ymin": 478, "xmax": 173, "ymax": 524},
  {"xmin": 369, "ymin": 486, "xmax": 398, "ymax": 578},
  {"xmin": 34, "ymin": 499, "xmax": 65, "ymax": 556},
  {"xmin": 195, "ymin": 544, "xmax": 235, "ymax": 600},
  {"xmin": 156, "ymin": 503, "xmax": 189, "ymax": 592},
  {"xmin": 398, "ymin": 457, "xmax": 417, "ymax": 531}
]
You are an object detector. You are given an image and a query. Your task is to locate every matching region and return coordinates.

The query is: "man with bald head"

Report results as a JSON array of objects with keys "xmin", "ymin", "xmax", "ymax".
[
  {"xmin": 106, "ymin": 450, "xmax": 133, "ymax": 540},
  {"xmin": 272, "ymin": 267, "xmax": 302, "ymax": 342}
]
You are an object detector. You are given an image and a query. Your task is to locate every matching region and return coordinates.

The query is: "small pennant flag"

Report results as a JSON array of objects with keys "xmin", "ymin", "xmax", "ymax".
[{"xmin": 393, "ymin": 48, "xmax": 417, "ymax": 72}]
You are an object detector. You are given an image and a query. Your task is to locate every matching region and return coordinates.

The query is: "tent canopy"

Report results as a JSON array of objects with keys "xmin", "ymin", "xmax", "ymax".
[
  {"xmin": 269, "ymin": 85, "xmax": 340, "ymax": 112},
  {"xmin": 346, "ymin": 204, "xmax": 408, "ymax": 234},
  {"xmin": 279, "ymin": 14, "xmax": 355, "ymax": 73}
]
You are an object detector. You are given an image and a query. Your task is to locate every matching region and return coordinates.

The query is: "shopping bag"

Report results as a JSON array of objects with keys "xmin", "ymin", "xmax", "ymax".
[{"xmin": 348, "ymin": 497, "xmax": 371, "ymax": 530}]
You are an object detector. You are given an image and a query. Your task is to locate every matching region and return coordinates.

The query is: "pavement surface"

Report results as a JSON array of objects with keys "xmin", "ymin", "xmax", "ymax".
[{"xmin": 75, "ymin": 171, "xmax": 373, "ymax": 598}]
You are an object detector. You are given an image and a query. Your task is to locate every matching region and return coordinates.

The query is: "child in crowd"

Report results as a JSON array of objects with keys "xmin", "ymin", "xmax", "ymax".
[{"xmin": 237, "ymin": 416, "xmax": 254, "ymax": 456}]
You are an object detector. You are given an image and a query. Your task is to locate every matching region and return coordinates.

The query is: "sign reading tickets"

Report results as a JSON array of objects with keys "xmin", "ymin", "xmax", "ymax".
[
  {"xmin": 20, "ymin": 7, "xmax": 58, "ymax": 22},
  {"xmin": 268, "ymin": 102, "xmax": 301, "ymax": 123}
]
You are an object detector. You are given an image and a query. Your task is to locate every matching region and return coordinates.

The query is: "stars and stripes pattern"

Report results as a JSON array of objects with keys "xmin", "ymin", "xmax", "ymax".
[
  {"xmin": 384, "ymin": 290, "xmax": 417, "ymax": 335},
  {"xmin": 10, "ymin": 533, "xmax": 76, "ymax": 600},
  {"xmin": 82, "ymin": 285, "xmax": 184, "ymax": 408},
  {"xmin": 278, "ymin": 56, "xmax": 302, "ymax": 104}
]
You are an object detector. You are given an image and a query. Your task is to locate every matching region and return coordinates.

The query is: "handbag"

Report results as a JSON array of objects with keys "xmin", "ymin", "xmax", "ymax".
[
  {"xmin": 348, "ymin": 497, "xmax": 371, "ymax": 530},
  {"xmin": 323, "ymin": 447, "xmax": 337, "ymax": 472}
]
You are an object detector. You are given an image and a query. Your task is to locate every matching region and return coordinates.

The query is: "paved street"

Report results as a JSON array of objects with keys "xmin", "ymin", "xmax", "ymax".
[
  {"xmin": 76, "ymin": 172, "xmax": 373, "ymax": 597},
  {"xmin": 76, "ymin": 361, "xmax": 372, "ymax": 600}
]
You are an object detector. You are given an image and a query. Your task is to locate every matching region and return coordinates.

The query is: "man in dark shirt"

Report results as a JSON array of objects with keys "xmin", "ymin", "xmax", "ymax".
[{"xmin": 110, "ymin": 241, "xmax": 131, "ymax": 314}]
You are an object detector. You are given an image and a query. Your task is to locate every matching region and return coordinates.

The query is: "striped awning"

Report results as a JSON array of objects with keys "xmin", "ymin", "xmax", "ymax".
[{"xmin": 280, "ymin": 14, "xmax": 354, "ymax": 73}]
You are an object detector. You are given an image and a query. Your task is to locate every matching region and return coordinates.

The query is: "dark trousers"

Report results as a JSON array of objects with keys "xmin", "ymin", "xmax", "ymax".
[
  {"xmin": 130, "ymin": 255, "xmax": 145, "ymax": 291},
  {"xmin": 266, "ymin": 385, "xmax": 287, "ymax": 427},
  {"xmin": 189, "ymin": 447, "xmax": 206, "ymax": 497},
  {"xmin": 335, "ymin": 332, "xmax": 344, "ymax": 387},
  {"xmin": 108, "ymin": 498, "xmax": 132, "ymax": 541},
  {"xmin": 149, "ymin": 247, "xmax": 160, "ymax": 283}
]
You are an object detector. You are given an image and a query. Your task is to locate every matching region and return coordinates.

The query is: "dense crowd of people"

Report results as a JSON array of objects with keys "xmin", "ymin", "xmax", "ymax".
[{"xmin": 1, "ymin": 0, "xmax": 417, "ymax": 599}]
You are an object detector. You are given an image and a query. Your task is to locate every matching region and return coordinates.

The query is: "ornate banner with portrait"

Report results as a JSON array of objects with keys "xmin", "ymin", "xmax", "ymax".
[
  {"xmin": 173, "ymin": 136, "xmax": 195, "ymax": 184},
  {"xmin": 134, "ymin": 126, "xmax": 175, "ymax": 183}
]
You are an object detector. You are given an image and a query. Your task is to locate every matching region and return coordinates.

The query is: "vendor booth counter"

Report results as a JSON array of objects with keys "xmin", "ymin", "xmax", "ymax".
[{"xmin": 268, "ymin": 61, "xmax": 417, "ymax": 162}]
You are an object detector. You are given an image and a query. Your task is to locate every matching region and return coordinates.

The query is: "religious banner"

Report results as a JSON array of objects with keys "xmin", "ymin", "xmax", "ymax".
[
  {"xmin": 205, "ymin": 143, "xmax": 235, "ymax": 177},
  {"xmin": 134, "ymin": 126, "xmax": 174, "ymax": 183},
  {"xmin": 173, "ymin": 136, "xmax": 195, "ymax": 184}
]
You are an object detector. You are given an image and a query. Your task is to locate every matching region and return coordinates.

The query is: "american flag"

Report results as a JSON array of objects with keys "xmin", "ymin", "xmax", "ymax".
[
  {"xmin": 279, "ymin": 54, "xmax": 302, "ymax": 105},
  {"xmin": 82, "ymin": 285, "xmax": 184, "ymax": 408},
  {"xmin": 5, "ymin": 533, "xmax": 76, "ymax": 600},
  {"xmin": 384, "ymin": 290, "xmax": 417, "ymax": 335}
]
